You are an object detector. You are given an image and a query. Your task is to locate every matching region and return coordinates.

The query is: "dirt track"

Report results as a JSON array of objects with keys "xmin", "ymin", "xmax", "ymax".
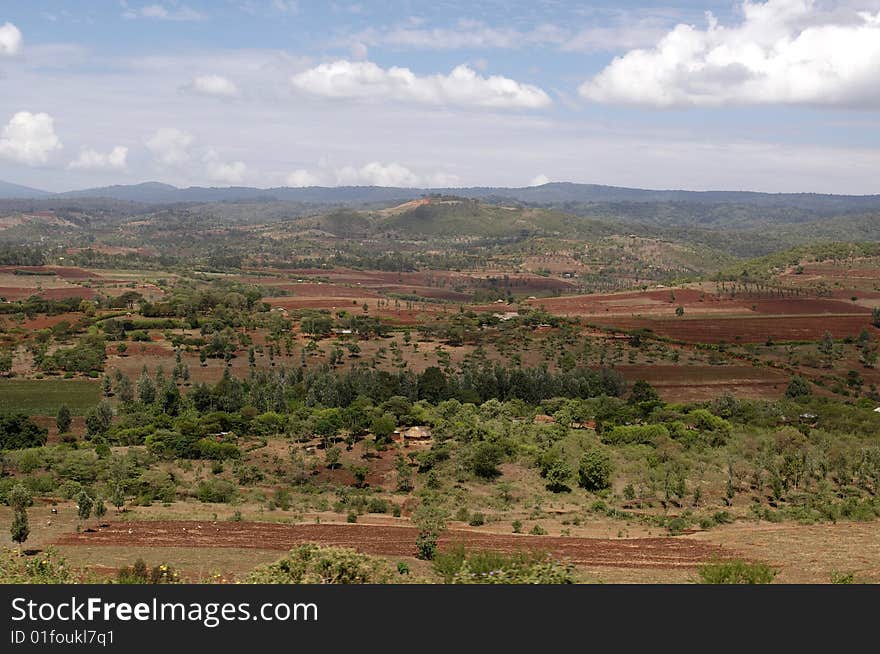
[{"xmin": 56, "ymin": 520, "xmax": 726, "ymax": 569}]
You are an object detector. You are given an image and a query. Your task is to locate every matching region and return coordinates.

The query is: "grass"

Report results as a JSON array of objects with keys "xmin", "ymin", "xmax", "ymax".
[{"xmin": 0, "ymin": 379, "xmax": 100, "ymax": 416}]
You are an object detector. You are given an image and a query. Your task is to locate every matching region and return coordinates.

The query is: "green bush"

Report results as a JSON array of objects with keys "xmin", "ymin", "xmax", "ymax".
[
  {"xmin": 434, "ymin": 545, "xmax": 574, "ymax": 584},
  {"xmin": 195, "ymin": 479, "xmax": 237, "ymax": 503},
  {"xmin": 247, "ymin": 544, "xmax": 391, "ymax": 584},
  {"xmin": 698, "ymin": 559, "xmax": 777, "ymax": 584},
  {"xmin": 602, "ymin": 423, "xmax": 668, "ymax": 446},
  {"xmin": 577, "ymin": 449, "xmax": 613, "ymax": 491},
  {"xmin": 116, "ymin": 559, "xmax": 180, "ymax": 584}
]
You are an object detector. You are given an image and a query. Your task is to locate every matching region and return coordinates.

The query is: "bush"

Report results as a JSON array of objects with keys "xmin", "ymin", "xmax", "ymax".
[
  {"xmin": 468, "ymin": 512, "xmax": 485, "ymax": 527},
  {"xmin": 465, "ymin": 441, "xmax": 504, "ymax": 479},
  {"xmin": 698, "ymin": 559, "xmax": 777, "ymax": 584},
  {"xmin": 0, "ymin": 548, "xmax": 74, "ymax": 584},
  {"xmin": 116, "ymin": 559, "xmax": 179, "ymax": 584},
  {"xmin": 578, "ymin": 449, "xmax": 613, "ymax": 491},
  {"xmin": 247, "ymin": 544, "xmax": 391, "ymax": 584},
  {"xmin": 602, "ymin": 423, "xmax": 668, "ymax": 446},
  {"xmin": 434, "ymin": 545, "xmax": 574, "ymax": 584},
  {"xmin": 195, "ymin": 479, "xmax": 237, "ymax": 503},
  {"xmin": 0, "ymin": 414, "xmax": 48, "ymax": 450}
]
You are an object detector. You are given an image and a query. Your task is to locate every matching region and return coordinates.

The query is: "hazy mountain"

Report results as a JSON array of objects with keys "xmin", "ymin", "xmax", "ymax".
[
  {"xmin": 0, "ymin": 180, "xmax": 51, "ymax": 199},
  {"xmin": 28, "ymin": 180, "xmax": 880, "ymax": 212}
]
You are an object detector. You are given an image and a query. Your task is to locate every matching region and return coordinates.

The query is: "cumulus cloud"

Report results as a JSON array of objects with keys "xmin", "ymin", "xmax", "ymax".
[
  {"xmin": 204, "ymin": 150, "xmax": 247, "ymax": 184},
  {"xmin": 0, "ymin": 111, "xmax": 62, "ymax": 166},
  {"xmin": 334, "ymin": 161, "xmax": 422, "ymax": 186},
  {"xmin": 286, "ymin": 169, "xmax": 322, "ymax": 187},
  {"xmin": 291, "ymin": 60, "xmax": 551, "ymax": 109},
  {"xmin": 579, "ymin": 0, "xmax": 880, "ymax": 108},
  {"xmin": 68, "ymin": 146, "xmax": 128, "ymax": 171},
  {"xmin": 285, "ymin": 162, "xmax": 458, "ymax": 188},
  {"xmin": 0, "ymin": 22, "xmax": 22, "ymax": 56},
  {"xmin": 145, "ymin": 127, "xmax": 194, "ymax": 166},
  {"xmin": 529, "ymin": 174, "xmax": 550, "ymax": 186},
  {"xmin": 185, "ymin": 74, "xmax": 240, "ymax": 98},
  {"xmin": 123, "ymin": 4, "xmax": 205, "ymax": 21}
]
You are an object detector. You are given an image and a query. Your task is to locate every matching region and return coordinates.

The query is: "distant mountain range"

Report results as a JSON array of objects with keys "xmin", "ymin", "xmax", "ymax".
[
  {"xmin": 0, "ymin": 179, "xmax": 52, "ymax": 199},
  {"xmin": 2, "ymin": 179, "xmax": 880, "ymax": 214}
]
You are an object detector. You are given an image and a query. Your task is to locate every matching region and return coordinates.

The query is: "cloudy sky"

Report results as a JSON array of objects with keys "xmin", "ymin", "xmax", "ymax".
[{"xmin": 1, "ymin": 0, "xmax": 880, "ymax": 193}]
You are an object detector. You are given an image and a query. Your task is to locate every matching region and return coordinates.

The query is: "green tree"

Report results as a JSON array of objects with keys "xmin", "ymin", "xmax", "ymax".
[
  {"xmin": 76, "ymin": 490, "xmax": 93, "ymax": 525},
  {"xmin": 138, "ymin": 369, "xmax": 156, "ymax": 404},
  {"xmin": 0, "ymin": 414, "xmax": 48, "ymax": 450},
  {"xmin": 9, "ymin": 483, "xmax": 32, "ymax": 552},
  {"xmin": 629, "ymin": 379, "xmax": 660, "ymax": 405},
  {"xmin": 543, "ymin": 456, "xmax": 573, "ymax": 493},
  {"xmin": 56, "ymin": 404, "xmax": 72, "ymax": 434},
  {"xmin": 578, "ymin": 449, "xmax": 614, "ymax": 492},
  {"xmin": 785, "ymin": 375, "xmax": 812, "ymax": 399},
  {"xmin": 370, "ymin": 413, "xmax": 397, "ymax": 444},
  {"xmin": 412, "ymin": 503, "xmax": 448, "ymax": 561}
]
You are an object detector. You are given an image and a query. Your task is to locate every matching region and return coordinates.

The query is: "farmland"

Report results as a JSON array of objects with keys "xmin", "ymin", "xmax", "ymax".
[{"xmin": 2, "ymin": 194, "xmax": 880, "ymax": 585}]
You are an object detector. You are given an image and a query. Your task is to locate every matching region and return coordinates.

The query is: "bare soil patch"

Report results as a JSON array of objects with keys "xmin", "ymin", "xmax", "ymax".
[{"xmin": 55, "ymin": 520, "xmax": 725, "ymax": 569}]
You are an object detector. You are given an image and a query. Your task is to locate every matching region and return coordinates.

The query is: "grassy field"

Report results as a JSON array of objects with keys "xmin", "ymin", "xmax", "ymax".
[{"xmin": 0, "ymin": 379, "xmax": 100, "ymax": 415}]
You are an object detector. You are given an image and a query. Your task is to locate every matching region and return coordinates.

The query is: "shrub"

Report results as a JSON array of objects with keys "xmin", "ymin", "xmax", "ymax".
[
  {"xmin": 435, "ymin": 546, "xmax": 574, "ymax": 584},
  {"xmin": 247, "ymin": 544, "xmax": 391, "ymax": 584},
  {"xmin": 195, "ymin": 479, "xmax": 237, "ymax": 504},
  {"xmin": 577, "ymin": 449, "xmax": 613, "ymax": 491},
  {"xmin": 602, "ymin": 423, "xmax": 668, "ymax": 446},
  {"xmin": 0, "ymin": 547, "xmax": 74, "ymax": 584},
  {"xmin": 0, "ymin": 414, "xmax": 48, "ymax": 450},
  {"xmin": 468, "ymin": 512, "xmax": 485, "ymax": 527},
  {"xmin": 116, "ymin": 559, "xmax": 180, "ymax": 584},
  {"xmin": 698, "ymin": 559, "xmax": 777, "ymax": 584},
  {"xmin": 465, "ymin": 441, "xmax": 504, "ymax": 479}
]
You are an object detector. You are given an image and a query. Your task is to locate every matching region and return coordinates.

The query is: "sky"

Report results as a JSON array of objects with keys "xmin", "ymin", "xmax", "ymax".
[{"xmin": 1, "ymin": 0, "xmax": 879, "ymax": 193}]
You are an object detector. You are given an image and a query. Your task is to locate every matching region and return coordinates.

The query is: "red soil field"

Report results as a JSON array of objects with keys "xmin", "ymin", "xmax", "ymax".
[
  {"xmin": 590, "ymin": 315, "xmax": 873, "ymax": 343},
  {"xmin": 0, "ymin": 265, "xmax": 99, "ymax": 280},
  {"xmin": 38, "ymin": 287, "xmax": 96, "ymax": 300},
  {"xmin": 56, "ymin": 520, "xmax": 726, "ymax": 569}
]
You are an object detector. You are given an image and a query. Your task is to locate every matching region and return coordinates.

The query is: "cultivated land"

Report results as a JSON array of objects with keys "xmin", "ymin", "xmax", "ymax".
[{"xmin": 2, "ymin": 192, "xmax": 880, "ymax": 584}]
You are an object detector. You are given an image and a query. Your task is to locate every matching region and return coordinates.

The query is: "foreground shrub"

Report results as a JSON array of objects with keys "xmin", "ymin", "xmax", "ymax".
[
  {"xmin": 698, "ymin": 559, "xmax": 777, "ymax": 584},
  {"xmin": 247, "ymin": 544, "xmax": 392, "ymax": 584},
  {"xmin": 116, "ymin": 559, "xmax": 180, "ymax": 584},
  {"xmin": 433, "ymin": 545, "xmax": 574, "ymax": 584},
  {"xmin": 0, "ymin": 548, "xmax": 74, "ymax": 584}
]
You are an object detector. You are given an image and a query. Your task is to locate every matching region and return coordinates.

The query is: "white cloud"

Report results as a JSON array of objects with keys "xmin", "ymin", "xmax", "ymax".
[
  {"xmin": 579, "ymin": 0, "xmax": 880, "ymax": 108},
  {"xmin": 0, "ymin": 111, "xmax": 62, "ymax": 166},
  {"xmin": 123, "ymin": 4, "xmax": 205, "ymax": 21},
  {"xmin": 335, "ymin": 161, "xmax": 422, "ymax": 186},
  {"xmin": 286, "ymin": 161, "xmax": 458, "ymax": 188},
  {"xmin": 68, "ymin": 146, "xmax": 128, "ymax": 171},
  {"xmin": 186, "ymin": 74, "xmax": 240, "ymax": 98},
  {"xmin": 286, "ymin": 169, "xmax": 322, "ymax": 187},
  {"xmin": 291, "ymin": 60, "xmax": 551, "ymax": 109},
  {"xmin": 0, "ymin": 22, "xmax": 22, "ymax": 56},
  {"xmin": 204, "ymin": 150, "xmax": 247, "ymax": 184},
  {"xmin": 529, "ymin": 174, "xmax": 550, "ymax": 186},
  {"xmin": 334, "ymin": 162, "xmax": 458, "ymax": 187},
  {"xmin": 146, "ymin": 127, "xmax": 194, "ymax": 166}
]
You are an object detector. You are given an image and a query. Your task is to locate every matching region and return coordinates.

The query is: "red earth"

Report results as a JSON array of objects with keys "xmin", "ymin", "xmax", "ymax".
[{"xmin": 56, "ymin": 520, "xmax": 727, "ymax": 569}]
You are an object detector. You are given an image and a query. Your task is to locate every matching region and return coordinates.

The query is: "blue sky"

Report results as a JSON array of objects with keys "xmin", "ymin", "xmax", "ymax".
[{"xmin": 1, "ymin": 0, "xmax": 879, "ymax": 193}]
